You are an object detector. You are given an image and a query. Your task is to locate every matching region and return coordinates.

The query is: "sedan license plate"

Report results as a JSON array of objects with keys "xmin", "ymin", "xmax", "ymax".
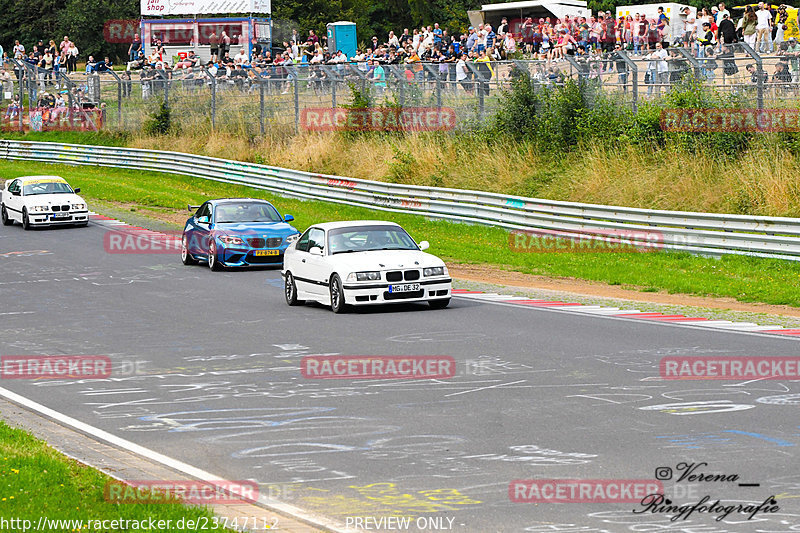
[
  {"xmin": 254, "ymin": 250, "xmax": 279, "ymax": 256},
  {"xmin": 52, "ymin": 213, "xmax": 70, "ymax": 219},
  {"xmin": 389, "ymin": 283, "xmax": 420, "ymax": 293}
]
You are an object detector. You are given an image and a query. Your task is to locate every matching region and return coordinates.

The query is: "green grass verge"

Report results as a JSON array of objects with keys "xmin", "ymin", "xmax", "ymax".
[
  {"xmin": 0, "ymin": 420, "xmax": 232, "ymax": 532},
  {"xmin": 3, "ymin": 159, "xmax": 800, "ymax": 307}
]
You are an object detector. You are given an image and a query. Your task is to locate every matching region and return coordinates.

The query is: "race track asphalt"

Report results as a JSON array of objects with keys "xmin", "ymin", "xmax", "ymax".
[{"xmin": 2, "ymin": 219, "xmax": 800, "ymax": 532}]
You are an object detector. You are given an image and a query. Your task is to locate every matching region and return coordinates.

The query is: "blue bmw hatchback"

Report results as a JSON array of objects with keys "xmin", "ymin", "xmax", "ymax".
[{"xmin": 181, "ymin": 198, "xmax": 300, "ymax": 270}]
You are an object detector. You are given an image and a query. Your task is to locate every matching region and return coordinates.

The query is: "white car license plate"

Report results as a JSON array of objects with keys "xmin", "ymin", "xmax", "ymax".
[
  {"xmin": 52, "ymin": 213, "xmax": 70, "ymax": 219},
  {"xmin": 389, "ymin": 283, "xmax": 420, "ymax": 293}
]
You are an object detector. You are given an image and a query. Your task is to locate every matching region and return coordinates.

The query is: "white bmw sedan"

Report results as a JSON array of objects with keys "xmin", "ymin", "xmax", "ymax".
[
  {"xmin": 1, "ymin": 176, "xmax": 89, "ymax": 229},
  {"xmin": 282, "ymin": 221, "xmax": 452, "ymax": 313}
]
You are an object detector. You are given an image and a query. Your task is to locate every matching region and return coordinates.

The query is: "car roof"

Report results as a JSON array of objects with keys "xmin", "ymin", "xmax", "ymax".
[
  {"xmin": 309, "ymin": 220, "xmax": 404, "ymax": 231},
  {"xmin": 17, "ymin": 175, "xmax": 67, "ymax": 183},
  {"xmin": 210, "ymin": 198, "xmax": 274, "ymax": 205}
]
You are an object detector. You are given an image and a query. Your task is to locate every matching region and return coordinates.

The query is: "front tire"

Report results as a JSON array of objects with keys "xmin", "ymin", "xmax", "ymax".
[
  {"xmin": 22, "ymin": 208, "xmax": 31, "ymax": 230},
  {"xmin": 208, "ymin": 241, "xmax": 223, "ymax": 271},
  {"xmin": 1, "ymin": 205, "xmax": 12, "ymax": 226},
  {"xmin": 181, "ymin": 234, "xmax": 198, "ymax": 265},
  {"xmin": 429, "ymin": 298, "xmax": 450, "ymax": 309},
  {"xmin": 330, "ymin": 274, "xmax": 347, "ymax": 313},
  {"xmin": 284, "ymin": 271, "xmax": 303, "ymax": 306}
]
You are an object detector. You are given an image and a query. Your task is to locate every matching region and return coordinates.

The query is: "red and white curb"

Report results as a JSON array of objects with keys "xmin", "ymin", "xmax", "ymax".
[
  {"xmin": 90, "ymin": 212, "xmax": 178, "ymax": 243},
  {"xmin": 452, "ymin": 289, "xmax": 800, "ymax": 338}
]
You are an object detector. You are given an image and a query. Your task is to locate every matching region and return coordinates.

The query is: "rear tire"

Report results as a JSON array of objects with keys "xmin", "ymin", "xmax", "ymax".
[
  {"xmin": 181, "ymin": 234, "xmax": 198, "ymax": 265},
  {"xmin": 429, "ymin": 298, "xmax": 450, "ymax": 310},
  {"xmin": 1, "ymin": 205, "xmax": 12, "ymax": 226},
  {"xmin": 208, "ymin": 241, "xmax": 223, "ymax": 271},
  {"xmin": 330, "ymin": 274, "xmax": 347, "ymax": 314},
  {"xmin": 22, "ymin": 208, "xmax": 31, "ymax": 230},
  {"xmin": 284, "ymin": 271, "xmax": 303, "ymax": 306}
]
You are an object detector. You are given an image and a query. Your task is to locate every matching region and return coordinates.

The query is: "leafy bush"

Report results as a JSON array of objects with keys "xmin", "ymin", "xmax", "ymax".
[{"xmin": 144, "ymin": 101, "xmax": 174, "ymax": 136}]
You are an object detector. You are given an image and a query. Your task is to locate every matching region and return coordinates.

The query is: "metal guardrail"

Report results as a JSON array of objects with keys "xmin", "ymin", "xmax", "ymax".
[{"xmin": 2, "ymin": 139, "xmax": 800, "ymax": 260}]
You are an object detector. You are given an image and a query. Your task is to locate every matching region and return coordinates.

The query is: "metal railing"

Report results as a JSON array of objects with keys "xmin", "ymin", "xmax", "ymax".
[
  {"xmin": 4, "ymin": 45, "xmax": 800, "ymax": 135},
  {"xmin": 2, "ymin": 139, "xmax": 799, "ymax": 261}
]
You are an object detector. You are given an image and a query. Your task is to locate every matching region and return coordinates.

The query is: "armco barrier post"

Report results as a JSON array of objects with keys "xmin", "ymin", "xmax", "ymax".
[
  {"xmin": 293, "ymin": 77, "xmax": 299, "ymax": 134},
  {"xmin": 259, "ymin": 77, "xmax": 265, "ymax": 135}
]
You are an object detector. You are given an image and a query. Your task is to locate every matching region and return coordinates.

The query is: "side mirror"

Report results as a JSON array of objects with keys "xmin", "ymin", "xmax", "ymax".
[
  {"xmin": 11, "ymin": 189, "xmax": 21, "ymax": 196},
  {"xmin": 73, "ymin": 187, "xmax": 81, "ymax": 193},
  {"xmin": 188, "ymin": 204, "xmax": 200, "ymax": 212},
  {"xmin": 309, "ymin": 246, "xmax": 323, "ymax": 256},
  {"xmin": 197, "ymin": 215, "xmax": 210, "ymax": 224},
  {"xmin": 418, "ymin": 240, "xmax": 430, "ymax": 251},
  {"xmin": 284, "ymin": 214, "xmax": 294, "ymax": 222}
]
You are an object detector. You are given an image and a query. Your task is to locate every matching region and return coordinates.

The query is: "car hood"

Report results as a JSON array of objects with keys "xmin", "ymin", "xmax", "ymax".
[
  {"xmin": 328, "ymin": 249, "xmax": 446, "ymax": 271},
  {"xmin": 25, "ymin": 193, "xmax": 85, "ymax": 206},
  {"xmin": 213, "ymin": 221, "xmax": 299, "ymax": 236}
]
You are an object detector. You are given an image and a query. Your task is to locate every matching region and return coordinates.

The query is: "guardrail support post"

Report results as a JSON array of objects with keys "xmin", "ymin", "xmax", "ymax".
[
  {"xmin": 293, "ymin": 77, "xmax": 299, "ymax": 134},
  {"xmin": 259, "ymin": 78, "xmax": 265, "ymax": 135}
]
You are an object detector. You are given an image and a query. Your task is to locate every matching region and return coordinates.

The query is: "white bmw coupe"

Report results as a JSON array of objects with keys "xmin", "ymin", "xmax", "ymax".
[{"xmin": 282, "ymin": 221, "xmax": 452, "ymax": 313}]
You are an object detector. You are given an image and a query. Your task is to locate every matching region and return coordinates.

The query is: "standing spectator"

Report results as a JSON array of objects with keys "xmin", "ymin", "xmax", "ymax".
[
  {"xmin": 755, "ymin": 2, "xmax": 773, "ymax": 53},
  {"xmin": 775, "ymin": 5, "xmax": 788, "ymax": 50},
  {"xmin": 718, "ymin": 13, "xmax": 737, "ymax": 44},
  {"xmin": 742, "ymin": 5, "xmax": 759, "ymax": 48},
  {"xmin": 455, "ymin": 52, "xmax": 471, "ymax": 93},
  {"xmin": 59, "ymin": 36, "xmax": 71, "ymax": 56},
  {"xmin": 718, "ymin": 3, "xmax": 730, "ymax": 22},
  {"xmin": 220, "ymin": 31, "xmax": 231, "ymax": 59},
  {"xmin": 209, "ymin": 31, "xmax": 219, "ymax": 60},
  {"xmin": 67, "ymin": 42, "xmax": 79, "ymax": 73},
  {"xmin": 13, "ymin": 40, "xmax": 25, "ymax": 60},
  {"xmin": 433, "ymin": 23, "xmax": 443, "ymax": 45},
  {"xmin": 129, "ymin": 33, "xmax": 142, "ymax": 63},
  {"xmin": 371, "ymin": 59, "xmax": 386, "ymax": 94}
]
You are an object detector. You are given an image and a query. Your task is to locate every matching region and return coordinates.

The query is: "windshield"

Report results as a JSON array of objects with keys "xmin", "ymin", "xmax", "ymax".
[
  {"xmin": 214, "ymin": 202, "xmax": 282, "ymax": 223},
  {"xmin": 329, "ymin": 225, "xmax": 419, "ymax": 254},
  {"xmin": 23, "ymin": 181, "xmax": 73, "ymax": 195}
]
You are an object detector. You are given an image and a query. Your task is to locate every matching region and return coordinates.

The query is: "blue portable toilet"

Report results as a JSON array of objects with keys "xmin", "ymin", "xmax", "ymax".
[{"xmin": 327, "ymin": 21, "xmax": 357, "ymax": 59}]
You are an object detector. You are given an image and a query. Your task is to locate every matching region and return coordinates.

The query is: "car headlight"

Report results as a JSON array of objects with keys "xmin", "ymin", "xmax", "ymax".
[
  {"xmin": 286, "ymin": 233, "xmax": 300, "ymax": 244},
  {"xmin": 218, "ymin": 236, "xmax": 244, "ymax": 245},
  {"xmin": 346, "ymin": 271, "xmax": 381, "ymax": 282},
  {"xmin": 31, "ymin": 205, "xmax": 49, "ymax": 212},
  {"xmin": 72, "ymin": 203, "xmax": 86, "ymax": 210},
  {"xmin": 423, "ymin": 266, "xmax": 446, "ymax": 277}
]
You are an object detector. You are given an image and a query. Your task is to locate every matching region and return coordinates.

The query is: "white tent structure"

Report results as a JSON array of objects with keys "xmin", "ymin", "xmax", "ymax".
[{"xmin": 474, "ymin": 0, "xmax": 592, "ymax": 31}]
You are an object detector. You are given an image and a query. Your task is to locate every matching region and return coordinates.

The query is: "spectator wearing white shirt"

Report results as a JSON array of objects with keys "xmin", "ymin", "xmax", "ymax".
[
  {"xmin": 755, "ymin": 2, "xmax": 773, "ymax": 53},
  {"xmin": 717, "ymin": 3, "xmax": 730, "ymax": 22}
]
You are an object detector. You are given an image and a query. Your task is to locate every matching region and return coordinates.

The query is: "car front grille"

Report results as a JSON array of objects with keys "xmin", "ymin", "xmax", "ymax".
[
  {"xmin": 267, "ymin": 237, "xmax": 283, "ymax": 247},
  {"xmin": 404, "ymin": 270, "xmax": 420, "ymax": 281},
  {"xmin": 248, "ymin": 238, "xmax": 266, "ymax": 248},
  {"xmin": 383, "ymin": 289, "xmax": 425, "ymax": 300}
]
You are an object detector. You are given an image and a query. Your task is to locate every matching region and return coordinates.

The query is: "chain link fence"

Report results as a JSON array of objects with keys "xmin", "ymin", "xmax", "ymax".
[{"xmin": 1, "ymin": 46, "xmax": 797, "ymax": 135}]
